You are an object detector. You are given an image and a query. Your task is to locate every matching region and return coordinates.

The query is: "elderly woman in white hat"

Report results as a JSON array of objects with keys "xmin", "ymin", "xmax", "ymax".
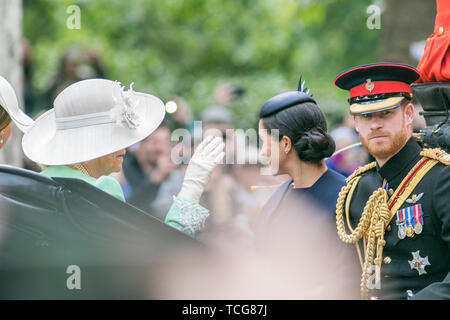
[
  {"xmin": 22, "ymin": 79, "xmax": 224, "ymax": 237},
  {"xmin": 0, "ymin": 75, "xmax": 34, "ymax": 148}
]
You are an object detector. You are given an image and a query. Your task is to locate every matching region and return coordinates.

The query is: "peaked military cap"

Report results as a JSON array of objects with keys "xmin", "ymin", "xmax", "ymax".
[{"xmin": 334, "ymin": 63, "xmax": 420, "ymax": 115}]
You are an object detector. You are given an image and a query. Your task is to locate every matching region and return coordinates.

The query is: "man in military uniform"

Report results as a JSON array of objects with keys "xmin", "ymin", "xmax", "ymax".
[{"xmin": 334, "ymin": 63, "xmax": 450, "ymax": 299}]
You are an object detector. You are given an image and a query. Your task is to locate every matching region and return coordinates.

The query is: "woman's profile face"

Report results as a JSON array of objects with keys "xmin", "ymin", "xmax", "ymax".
[
  {"xmin": 258, "ymin": 119, "xmax": 284, "ymax": 175},
  {"xmin": 86, "ymin": 149, "xmax": 127, "ymax": 177},
  {"xmin": 0, "ymin": 123, "xmax": 12, "ymax": 149}
]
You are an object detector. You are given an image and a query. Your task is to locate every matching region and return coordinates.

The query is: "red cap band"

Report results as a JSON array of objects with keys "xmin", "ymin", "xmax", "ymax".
[{"xmin": 349, "ymin": 80, "xmax": 411, "ymax": 98}]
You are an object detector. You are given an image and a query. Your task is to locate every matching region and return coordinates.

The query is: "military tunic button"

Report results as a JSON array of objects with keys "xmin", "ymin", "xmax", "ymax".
[
  {"xmin": 387, "ymin": 225, "xmax": 391, "ymax": 231},
  {"xmin": 383, "ymin": 256, "xmax": 392, "ymax": 264},
  {"xmin": 406, "ymin": 290, "xmax": 414, "ymax": 298},
  {"xmin": 388, "ymin": 188, "xmax": 394, "ymax": 196},
  {"xmin": 439, "ymin": 26, "xmax": 444, "ymax": 35}
]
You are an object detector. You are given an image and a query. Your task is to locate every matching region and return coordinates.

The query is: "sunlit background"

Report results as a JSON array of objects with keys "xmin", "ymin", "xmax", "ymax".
[{"xmin": 21, "ymin": 0, "xmax": 386, "ymax": 127}]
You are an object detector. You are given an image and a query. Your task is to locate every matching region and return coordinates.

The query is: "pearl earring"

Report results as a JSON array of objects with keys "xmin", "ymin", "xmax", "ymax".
[
  {"xmin": 0, "ymin": 131, "xmax": 4, "ymax": 144},
  {"xmin": 285, "ymin": 149, "xmax": 289, "ymax": 154}
]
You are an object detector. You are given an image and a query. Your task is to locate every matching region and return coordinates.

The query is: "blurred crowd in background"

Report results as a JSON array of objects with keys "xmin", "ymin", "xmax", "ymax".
[
  {"xmin": 20, "ymin": 44, "xmax": 287, "ymax": 243},
  {"xmin": 18, "ymin": 42, "xmax": 431, "ymax": 247}
]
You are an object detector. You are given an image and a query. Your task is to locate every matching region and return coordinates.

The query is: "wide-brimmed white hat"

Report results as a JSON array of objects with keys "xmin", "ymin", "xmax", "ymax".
[
  {"xmin": 0, "ymin": 75, "xmax": 34, "ymax": 132},
  {"xmin": 22, "ymin": 78, "xmax": 165, "ymax": 165}
]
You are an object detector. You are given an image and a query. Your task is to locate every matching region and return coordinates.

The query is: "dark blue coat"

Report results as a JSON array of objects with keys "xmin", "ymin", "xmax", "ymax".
[{"xmin": 256, "ymin": 169, "xmax": 346, "ymax": 239}]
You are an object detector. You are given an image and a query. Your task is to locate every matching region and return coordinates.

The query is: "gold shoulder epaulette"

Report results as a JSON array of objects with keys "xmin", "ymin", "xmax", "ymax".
[
  {"xmin": 420, "ymin": 148, "xmax": 450, "ymax": 165},
  {"xmin": 346, "ymin": 161, "xmax": 377, "ymax": 183}
]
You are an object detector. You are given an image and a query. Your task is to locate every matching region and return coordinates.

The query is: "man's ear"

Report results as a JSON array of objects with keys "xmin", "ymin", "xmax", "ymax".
[
  {"xmin": 353, "ymin": 115, "xmax": 359, "ymax": 133},
  {"xmin": 405, "ymin": 102, "xmax": 415, "ymax": 126}
]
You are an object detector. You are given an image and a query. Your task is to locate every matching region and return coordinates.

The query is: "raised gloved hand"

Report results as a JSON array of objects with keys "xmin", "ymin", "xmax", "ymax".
[{"xmin": 177, "ymin": 136, "xmax": 225, "ymax": 203}]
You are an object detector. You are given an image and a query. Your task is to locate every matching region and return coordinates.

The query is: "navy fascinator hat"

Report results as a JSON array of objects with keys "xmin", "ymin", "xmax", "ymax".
[{"xmin": 259, "ymin": 76, "xmax": 316, "ymax": 118}]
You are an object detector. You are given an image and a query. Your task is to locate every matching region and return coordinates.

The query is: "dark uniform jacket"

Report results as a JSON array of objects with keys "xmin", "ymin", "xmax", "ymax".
[{"xmin": 347, "ymin": 138, "xmax": 450, "ymax": 299}]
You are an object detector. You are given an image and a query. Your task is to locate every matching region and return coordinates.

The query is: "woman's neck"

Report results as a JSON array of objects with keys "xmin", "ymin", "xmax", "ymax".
[
  {"xmin": 286, "ymin": 160, "xmax": 328, "ymax": 189},
  {"xmin": 68, "ymin": 163, "xmax": 102, "ymax": 179}
]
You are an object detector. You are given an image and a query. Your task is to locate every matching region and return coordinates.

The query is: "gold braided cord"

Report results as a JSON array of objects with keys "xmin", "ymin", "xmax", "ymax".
[
  {"xmin": 345, "ymin": 162, "xmax": 377, "ymax": 184},
  {"xmin": 336, "ymin": 162, "xmax": 377, "ymax": 244},
  {"xmin": 336, "ymin": 185, "xmax": 389, "ymax": 298},
  {"xmin": 344, "ymin": 175, "xmax": 364, "ymax": 270},
  {"xmin": 336, "ymin": 162, "xmax": 389, "ymax": 298},
  {"xmin": 345, "ymin": 176, "xmax": 361, "ymax": 235},
  {"xmin": 420, "ymin": 148, "xmax": 450, "ymax": 165}
]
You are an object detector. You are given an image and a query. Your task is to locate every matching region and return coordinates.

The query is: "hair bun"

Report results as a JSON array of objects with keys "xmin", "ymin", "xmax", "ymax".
[{"xmin": 294, "ymin": 127, "xmax": 335, "ymax": 162}]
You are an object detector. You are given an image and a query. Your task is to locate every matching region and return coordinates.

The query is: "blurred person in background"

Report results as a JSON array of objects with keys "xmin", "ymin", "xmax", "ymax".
[
  {"xmin": 200, "ymin": 103, "xmax": 233, "ymax": 137},
  {"xmin": 201, "ymin": 82, "xmax": 246, "ymax": 163},
  {"xmin": 21, "ymin": 38, "xmax": 44, "ymax": 172},
  {"xmin": 200, "ymin": 81, "xmax": 244, "ymax": 135},
  {"xmin": 228, "ymin": 144, "xmax": 268, "ymax": 240},
  {"xmin": 197, "ymin": 152, "xmax": 235, "ymax": 233},
  {"xmin": 43, "ymin": 48, "xmax": 107, "ymax": 111},
  {"xmin": 22, "ymin": 38, "xmax": 37, "ymax": 117},
  {"xmin": 214, "ymin": 82, "xmax": 245, "ymax": 107},
  {"xmin": 122, "ymin": 122, "xmax": 185, "ymax": 220},
  {"xmin": 214, "ymin": 82, "xmax": 237, "ymax": 107},
  {"xmin": 411, "ymin": 95, "xmax": 427, "ymax": 132},
  {"xmin": 197, "ymin": 101, "xmax": 245, "ymax": 237},
  {"xmin": 326, "ymin": 122, "xmax": 367, "ymax": 177},
  {"xmin": 197, "ymin": 102, "xmax": 235, "ymax": 228},
  {"xmin": 164, "ymin": 95, "xmax": 195, "ymax": 132},
  {"xmin": 197, "ymin": 143, "xmax": 267, "ymax": 246}
]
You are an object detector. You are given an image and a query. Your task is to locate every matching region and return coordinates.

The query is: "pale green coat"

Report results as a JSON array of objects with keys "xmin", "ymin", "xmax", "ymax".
[{"xmin": 41, "ymin": 166, "xmax": 208, "ymax": 236}]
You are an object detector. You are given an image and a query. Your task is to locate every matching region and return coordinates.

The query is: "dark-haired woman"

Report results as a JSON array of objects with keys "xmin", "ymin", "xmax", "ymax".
[
  {"xmin": 255, "ymin": 87, "xmax": 346, "ymax": 238},
  {"xmin": 253, "ymin": 85, "xmax": 359, "ymax": 298}
]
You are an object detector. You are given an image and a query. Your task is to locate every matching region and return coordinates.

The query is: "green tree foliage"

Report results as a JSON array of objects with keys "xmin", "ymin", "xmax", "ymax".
[{"xmin": 24, "ymin": 0, "xmax": 380, "ymax": 129}]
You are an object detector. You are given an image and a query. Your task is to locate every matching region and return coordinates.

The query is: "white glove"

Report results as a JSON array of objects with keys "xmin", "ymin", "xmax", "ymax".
[{"xmin": 177, "ymin": 136, "xmax": 225, "ymax": 203}]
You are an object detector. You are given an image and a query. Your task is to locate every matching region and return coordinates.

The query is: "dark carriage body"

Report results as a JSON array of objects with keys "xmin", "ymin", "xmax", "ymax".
[{"xmin": 0, "ymin": 165, "xmax": 198, "ymax": 299}]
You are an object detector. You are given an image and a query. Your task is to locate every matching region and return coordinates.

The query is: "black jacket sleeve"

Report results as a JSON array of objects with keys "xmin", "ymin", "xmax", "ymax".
[{"xmin": 411, "ymin": 165, "xmax": 450, "ymax": 300}]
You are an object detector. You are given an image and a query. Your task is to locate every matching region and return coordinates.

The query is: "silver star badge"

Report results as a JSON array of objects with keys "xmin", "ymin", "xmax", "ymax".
[{"xmin": 408, "ymin": 250, "xmax": 430, "ymax": 276}]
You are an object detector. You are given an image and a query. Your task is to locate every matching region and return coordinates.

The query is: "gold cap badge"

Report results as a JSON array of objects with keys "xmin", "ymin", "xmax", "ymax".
[{"xmin": 365, "ymin": 78, "xmax": 375, "ymax": 92}]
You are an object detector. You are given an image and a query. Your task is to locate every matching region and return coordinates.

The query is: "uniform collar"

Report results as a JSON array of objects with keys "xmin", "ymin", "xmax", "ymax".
[{"xmin": 376, "ymin": 137, "xmax": 422, "ymax": 183}]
